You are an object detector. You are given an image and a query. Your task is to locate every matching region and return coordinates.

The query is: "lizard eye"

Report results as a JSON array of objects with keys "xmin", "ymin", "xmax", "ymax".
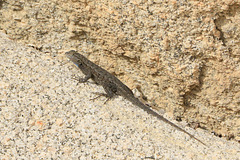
[{"xmin": 77, "ymin": 61, "xmax": 83, "ymax": 66}]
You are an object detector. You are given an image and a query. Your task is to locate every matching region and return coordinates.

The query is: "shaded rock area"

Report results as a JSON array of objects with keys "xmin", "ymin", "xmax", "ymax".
[{"xmin": 0, "ymin": 0, "xmax": 239, "ymax": 146}]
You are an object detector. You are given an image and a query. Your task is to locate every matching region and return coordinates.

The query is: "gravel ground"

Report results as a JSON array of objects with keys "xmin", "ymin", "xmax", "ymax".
[{"xmin": 0, "ymin": 32, "xmax": 239, "ymax": 159}]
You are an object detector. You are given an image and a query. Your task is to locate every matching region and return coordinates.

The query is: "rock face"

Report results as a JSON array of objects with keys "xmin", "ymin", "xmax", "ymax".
[{"xmin": 0, "ymin": 0, "xmax": 239, "ymax": 142}]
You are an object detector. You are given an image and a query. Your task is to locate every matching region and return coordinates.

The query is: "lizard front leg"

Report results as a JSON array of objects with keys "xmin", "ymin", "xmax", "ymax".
[{"xmin": 73, "ymin": 71, "xmax": 92, "ymax": 85}]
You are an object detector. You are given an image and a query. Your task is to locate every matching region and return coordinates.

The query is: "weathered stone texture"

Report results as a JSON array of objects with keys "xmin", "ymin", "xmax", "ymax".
[{"xmin": 0, "ymin": 0, "xmax": 239, "ymax": 141}]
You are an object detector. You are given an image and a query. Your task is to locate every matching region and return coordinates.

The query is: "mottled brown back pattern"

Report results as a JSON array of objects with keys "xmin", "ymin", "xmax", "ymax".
[{"xmin": 66, "ymin": 50, "xmax": 206, "ymax": 146}]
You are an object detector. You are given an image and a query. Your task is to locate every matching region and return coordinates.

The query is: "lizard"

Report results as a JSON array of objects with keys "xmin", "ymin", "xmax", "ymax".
[{"xmin": 65, "ymin": 50, "xmax": 206, "ymax": 146}]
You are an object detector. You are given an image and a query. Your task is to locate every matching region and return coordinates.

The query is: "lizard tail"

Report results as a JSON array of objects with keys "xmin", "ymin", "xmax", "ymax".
[{"xmin": 127, "ymin": 96, "xmax": 206, "ymax": 146}]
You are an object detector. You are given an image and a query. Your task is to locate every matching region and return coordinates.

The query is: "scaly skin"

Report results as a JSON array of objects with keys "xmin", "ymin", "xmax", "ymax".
[{"xmin": 66, "ymin": 50, "xmax": 206, "ymax": 146}]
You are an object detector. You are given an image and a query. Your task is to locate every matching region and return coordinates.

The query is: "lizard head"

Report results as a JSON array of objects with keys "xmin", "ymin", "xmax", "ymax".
[{"xmin": 65, "ymin": 50, "xmax": 87, "ymax": 70}]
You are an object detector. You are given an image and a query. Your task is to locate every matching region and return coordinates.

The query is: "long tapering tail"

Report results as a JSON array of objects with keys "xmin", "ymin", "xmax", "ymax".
[{"xmin": 126, "ymin": 95, "xmax": 206, "ymax": 146}]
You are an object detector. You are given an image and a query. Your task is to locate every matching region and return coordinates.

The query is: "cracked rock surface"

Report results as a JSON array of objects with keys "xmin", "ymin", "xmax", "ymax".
[
  {"xmin": 0, "ymin": 0, "xmax": 240, "ymax": 158},
  {"xmin": 0, "ymin": 31, "xmax": 240, "ymax": 160}
]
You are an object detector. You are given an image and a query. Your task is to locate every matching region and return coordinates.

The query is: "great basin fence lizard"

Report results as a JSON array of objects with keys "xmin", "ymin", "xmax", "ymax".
[{"xmin": 66, "ymin": 50, "xmax": 206, "ymax": 146}]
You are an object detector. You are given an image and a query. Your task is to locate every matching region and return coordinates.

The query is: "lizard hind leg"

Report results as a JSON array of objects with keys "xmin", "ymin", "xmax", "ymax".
[
  {"xmin": 91, "ymin": 83, "xmax": 117, "ymax": 104},
  {"xmin": 90, "ymin": 92, "xmax": 111, "ymax": 104}
]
